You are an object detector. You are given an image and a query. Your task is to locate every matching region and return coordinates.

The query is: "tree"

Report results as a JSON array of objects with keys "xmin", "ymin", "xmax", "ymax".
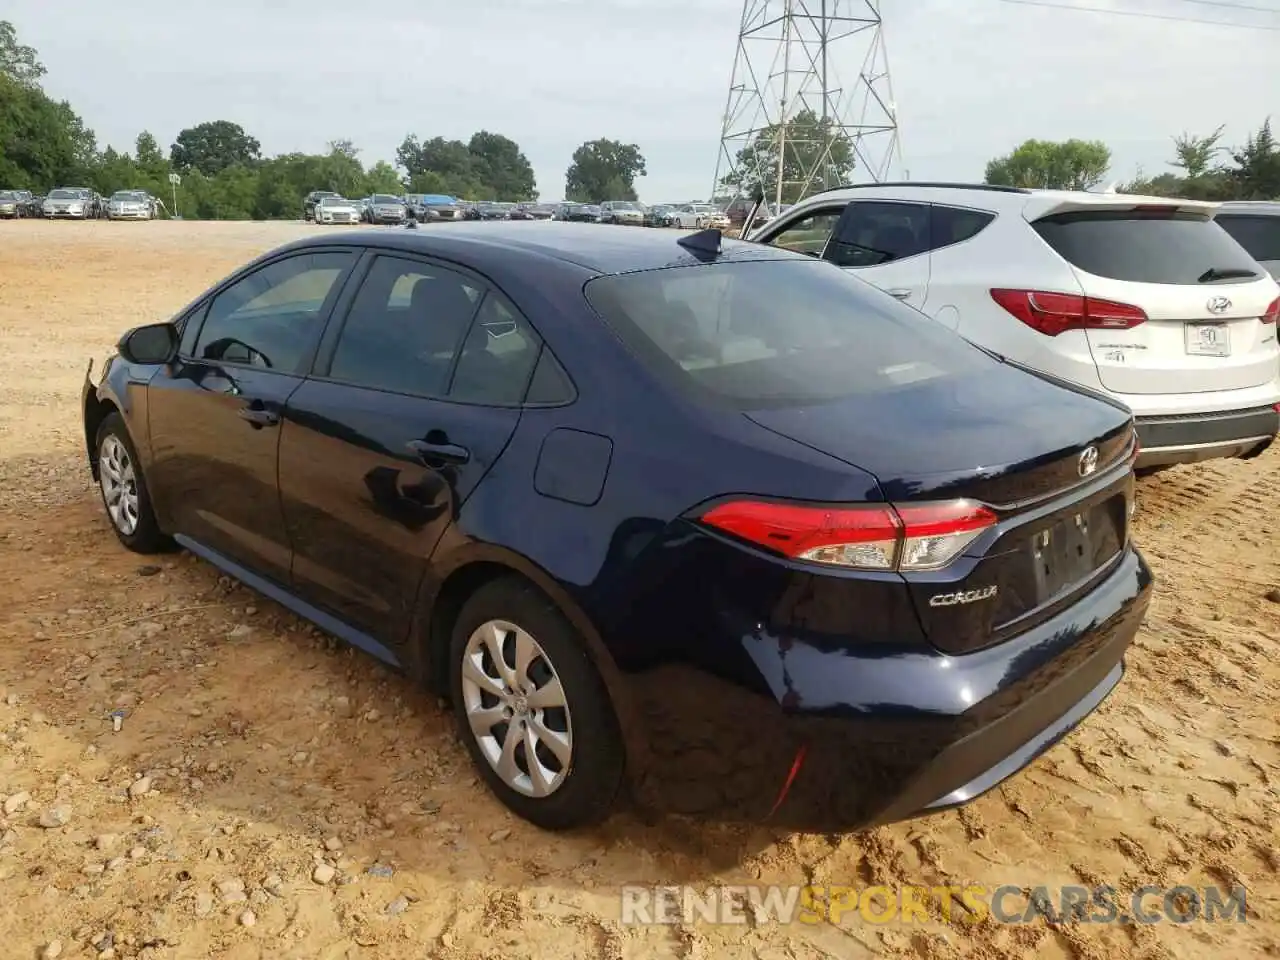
[
  {"xmin": 0, "ymin": 74, "xmax": 96, "ymax": 189},
  {"xmin": 0, "ymin": 20, "xmax": 46, "ymax": 88},
  {"xmin": 396, "ymin": 132, "xmax": 536, "ymax": 199},
  {"xmin": 397, "ymin": 135, "xmax": 473, "ymax": 181},
  {"xmin": 170, "ymin": 120, "xmax": 261, "ymax": 176},
  {"xmin": 365, "ymin": 161, "xmax": 404, "ymax": 195},
  {"xmin": 984, "ymin": 139, "xmax": 1111, "ymax": 191},
  {"xmin": 134, "ymin": 131, "xmax": 169, "ymax": 180},
  {"xmin": 1226, "ymin": 119, "xmax": 1280, "ymax": 201},
  {"xmin": 718, "ymin": 108, "xmax": 855, "ymax": 204},
  {"xmin": 564, "ymin": 139, "xmax": 646, "ymax": 202},
  {"xmin": 328, "ymin": 139, "xmax": 359, "ymax": 161},
  {"xmin": 467, "ymin": 131, "xmax": 536, "ymax": 200},
  {"xmin": 1170, "ymin": 126, "xmax": 1224, "ymax": 179}
]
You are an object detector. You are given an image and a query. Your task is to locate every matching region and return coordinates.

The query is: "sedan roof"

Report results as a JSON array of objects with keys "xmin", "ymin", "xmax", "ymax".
[{"xmin": 277, "ymin": 221, "xmax": 801, "ymax": 275}]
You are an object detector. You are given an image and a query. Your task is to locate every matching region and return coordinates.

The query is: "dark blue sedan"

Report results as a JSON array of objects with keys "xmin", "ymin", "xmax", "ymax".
[{"xmin": 81, "ymin": 222, "xmax": 1152, "ymax": 831}]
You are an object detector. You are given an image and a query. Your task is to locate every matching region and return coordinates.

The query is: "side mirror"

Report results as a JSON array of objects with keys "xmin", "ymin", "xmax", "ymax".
[{"xmin": 118, "ymin": 322, "xmax": 179, "ymax": 365}]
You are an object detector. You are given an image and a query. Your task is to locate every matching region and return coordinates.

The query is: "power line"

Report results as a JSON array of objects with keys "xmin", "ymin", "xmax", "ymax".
[
  {"xmin": 1172, "ymin": 0, "xmax": 1280, "ymax": 12},
  {"xmin": 998, "ymin": 0, "xmax": 1280, "ymax": 29}
]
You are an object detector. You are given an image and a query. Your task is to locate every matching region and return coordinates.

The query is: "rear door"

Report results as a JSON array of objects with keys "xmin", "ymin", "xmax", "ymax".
[
  {"xmin": 822, "ymin": 200, "xmax": 932, "ymax": 310},
  {"xmin": 278, "ymin": 252, "xmax": 538, "ymax": 645},
  {"xmin": 1028, "ymin": 202, "xmax": 1280, "ymax": 395}
]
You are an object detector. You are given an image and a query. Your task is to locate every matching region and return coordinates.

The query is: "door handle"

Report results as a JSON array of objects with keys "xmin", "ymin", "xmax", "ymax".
[
  {"xmin": 886, "ymin": 288, "xmax": 913, "ymax": 300},
  {"xmin": 238, "ymin": 401, "xmax": 279, "ymax": 428},
  {"xmin": 407, "ymin": 436, "xmax": 470, "ymax": 466}
]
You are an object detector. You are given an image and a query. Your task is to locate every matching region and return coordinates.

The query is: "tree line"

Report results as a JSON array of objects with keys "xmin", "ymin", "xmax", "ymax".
[
  {"xmin": 984, "ymin": 123, "xmax": 1280, "ymax": 201},
  {"xmin": 0, "ymin": 20, "xmax": 650, "ymax": 218}
]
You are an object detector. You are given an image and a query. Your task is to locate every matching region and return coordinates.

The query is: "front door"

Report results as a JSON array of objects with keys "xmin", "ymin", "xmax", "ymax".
[
  {"xmin": 823, "ymin": 200, "xmax": 933, "ymax": 310},
  {"xmin": 278, "ymin": 253, "xmax": 540, "ymax": 646},
  {"xmin": 146, "ymin": 249, "xmax": 360, "ymax": 584}
]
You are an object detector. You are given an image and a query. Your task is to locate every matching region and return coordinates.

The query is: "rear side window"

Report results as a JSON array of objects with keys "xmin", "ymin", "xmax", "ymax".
[
  {"xmin": 1031, "ymin": 210, "xmax": 1262, "ymax": 285},
  {"xmin": 448, "ymin": 291, "xmax": 543, "ymax": 405},
  {"xmin": 327, "ymin": 255, "xmax": 481, "ymax": 397},
  {"xmin": 583, "ymin": 259, "xmax": 994, "ymax": 409},
  {"xmin": 1216, "ymin": 214, "xmax": 1280, "ymax": 263},
  {"xmin": 931, "ymin": 205, "xmax": 995, "ymax": 251}
]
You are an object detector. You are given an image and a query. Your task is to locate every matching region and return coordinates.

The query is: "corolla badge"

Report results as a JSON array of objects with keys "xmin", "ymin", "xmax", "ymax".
[
  {"xmin": 929, "ymin": 585, "xmax": 998, "ymax": 607},
  {"xmin": 1206, "ymin": 296, "xmax": 1231, "ymax": 315},
  {"xmin": 1078, "ymin": 445, "xmax": 1099, "ymax": 477}
]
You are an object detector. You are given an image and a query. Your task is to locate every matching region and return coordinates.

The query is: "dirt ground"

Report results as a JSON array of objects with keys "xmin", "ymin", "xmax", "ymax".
[{"xmin": 0, "ymin": 220, "xmax": 1277, "ymax": 960}]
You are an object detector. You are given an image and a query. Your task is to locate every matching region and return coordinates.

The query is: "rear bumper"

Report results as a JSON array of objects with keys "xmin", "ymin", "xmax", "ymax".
[
  {"xmin": 1135, "ymin": 405, "xmax": 1279, "ymax": 467},
  {"xmin": 622, "ymin": 545, "xmax": 1152, "ymax": 831}
]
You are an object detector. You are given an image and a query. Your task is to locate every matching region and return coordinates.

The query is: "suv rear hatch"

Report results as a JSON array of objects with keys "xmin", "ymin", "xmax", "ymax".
[{"xmin": 1021, "ymin": 197, "xmax": 1280, "ymax": 395}]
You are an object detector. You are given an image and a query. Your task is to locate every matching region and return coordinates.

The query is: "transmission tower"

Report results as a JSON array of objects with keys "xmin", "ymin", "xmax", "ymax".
[{"xmin": 712, "ymin": 0, "xmax": 904, "ymax": 207}]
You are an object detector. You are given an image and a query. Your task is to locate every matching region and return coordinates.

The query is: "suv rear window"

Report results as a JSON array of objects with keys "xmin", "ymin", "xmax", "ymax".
[
  {"xmin": 583, "ymin": 259, "xmax": 994, "ymax": 409},
  {"xmin": 1215, "ymin": 214, "xmax": 1280, "ymax": 263},
  {"xmin": 1031, "ymin": 209, "xmax": 1261, "ymax": 285}
]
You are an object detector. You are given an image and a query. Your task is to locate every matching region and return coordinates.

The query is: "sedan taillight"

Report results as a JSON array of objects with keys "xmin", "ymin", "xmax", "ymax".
[
  {"xmin": 1263, "ymin": 296, "xmax": 1278, "ymax": 325},
  {"xmin": 698, "ymin": 499, "xmax": 997, "ymax": 572}
]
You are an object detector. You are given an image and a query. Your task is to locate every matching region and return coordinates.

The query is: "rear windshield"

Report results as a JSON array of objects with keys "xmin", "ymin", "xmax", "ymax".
[
  {"xmin": 1215, "ymin": 214, "xmax": 1280, "ymax": 263},
  {"xmin": 1031, "ymin": 209, "xmax": 1261, "ymax": 285},
  {"xmin": 583, "ymin": 259, "xmax": 994, "ymax": 409}
]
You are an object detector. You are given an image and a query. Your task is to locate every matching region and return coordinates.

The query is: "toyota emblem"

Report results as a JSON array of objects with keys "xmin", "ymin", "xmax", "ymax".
[
  {"xmin": 1206, "ymin": 295, "xmax": 1231, "ymax": 315},
  {"xmin": 1078, "ymin": 446, "xmax": 1099, "ymax": 477}
]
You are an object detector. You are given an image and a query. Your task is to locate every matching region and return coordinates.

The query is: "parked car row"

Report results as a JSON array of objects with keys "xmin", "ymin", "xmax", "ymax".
[{"xmin": 0, "ymin": 187, "xmax": 163, "ymax": 220}]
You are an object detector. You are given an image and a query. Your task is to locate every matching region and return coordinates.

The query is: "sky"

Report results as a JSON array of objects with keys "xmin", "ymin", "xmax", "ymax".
[{"xmin": 6, "ymin": 0, "xmax": 1279, "ymax": 201}]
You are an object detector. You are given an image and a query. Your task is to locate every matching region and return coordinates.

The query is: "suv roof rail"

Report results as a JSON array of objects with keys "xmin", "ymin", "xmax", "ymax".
[{"xmin": 808, "ymin": 181, "xmax": 1032, "ymax": 197}]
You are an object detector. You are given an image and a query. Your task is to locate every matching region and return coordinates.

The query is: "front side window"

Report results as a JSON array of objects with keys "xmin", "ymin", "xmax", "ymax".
[
  {"xmin": 763, "ymin": 207, "xmax": 844, "ymax": 257},
  {"xmin": 327, "ymin": 255, "xmax": 481, "ymax": 397},
  {"xmin": 825, "ymin": 201, "xmax": 931, "ymax": 268},
  {"xmin": 194, "ymin": 251, "xmax": 356, "ymax": 372}
]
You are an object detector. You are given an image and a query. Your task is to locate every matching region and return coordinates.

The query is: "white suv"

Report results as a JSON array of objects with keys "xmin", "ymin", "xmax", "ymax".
[{"xmin": 749, "ymin": 183, "xmax": 1280, "ymax": 469}]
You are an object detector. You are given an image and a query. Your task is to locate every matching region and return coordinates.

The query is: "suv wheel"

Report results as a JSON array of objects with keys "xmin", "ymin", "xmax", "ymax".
[
  {"xmin": 448, "ymin": 578, "xmax": 624, "ymax": 830},
  {"xmin": 95, "ymin": 413, "xmax": 170, "ymax": 553}
]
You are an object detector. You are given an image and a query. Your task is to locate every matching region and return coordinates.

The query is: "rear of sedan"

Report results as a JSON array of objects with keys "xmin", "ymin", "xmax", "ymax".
[{"xmin": 571, "ymin": 253, "xmax": 1151, "ymax": 829}]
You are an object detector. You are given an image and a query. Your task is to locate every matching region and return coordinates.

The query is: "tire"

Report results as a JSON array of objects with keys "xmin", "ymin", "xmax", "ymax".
[
  {"xmin": 448, "ymin": 577, "xmax": 624, "ymax": 830},
  {"xmin": 94, "ymin": 412, "xmax": 170, "ymax": 553}
]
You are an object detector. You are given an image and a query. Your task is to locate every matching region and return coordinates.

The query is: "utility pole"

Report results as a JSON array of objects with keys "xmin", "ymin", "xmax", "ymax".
[{"xmin": 712, "ymin": 0, "xmax": 904, "ymax": 206}]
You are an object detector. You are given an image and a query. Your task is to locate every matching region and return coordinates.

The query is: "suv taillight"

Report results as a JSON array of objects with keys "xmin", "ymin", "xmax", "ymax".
[
  {"xmin": 990, "ymin": 289, "xmax": 1148, "ymax": 337},
  {"xmin": 1263, "ymin": 296, "xmax": 1279, "ymax": 325},
  {"xmin": 699, "ymin": 499, "xmax": 997, "ymax": 572}
]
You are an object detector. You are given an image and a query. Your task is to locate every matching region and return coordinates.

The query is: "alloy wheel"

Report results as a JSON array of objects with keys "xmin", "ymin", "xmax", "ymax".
[
  {"xmin": 459, "ymin": 619, "xmax": 573, "ymax": 798},
  {"xmin": 99, "ymin": 434, "xmax": 140, "ymax": 536}
]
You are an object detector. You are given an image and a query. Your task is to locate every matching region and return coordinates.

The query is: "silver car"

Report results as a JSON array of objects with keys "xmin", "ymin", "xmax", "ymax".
[
  {"xmin": 0, "ymin": 190, "xmax": 22, "ymax": 219},
  {"xmin": 314, "ymin": 196, "xmax": 361, "ymax": 225},
  {"xmin": 364, "ymin": 194, "xmax": 407, "ymax": 224},
  {"xmin": 600, "ymin": 200, "xmax": 645, "ymax": 226},
  {"xmin": 107, "ymin": 190, "xmax": 155, "ymax": 220},
  {"xmin": 44, "ymin": 187, "xmax": 91, "ymax": 219},
  {"xmin": 670, "ymin": 203, "xmax": 729, "ymax": 230}
]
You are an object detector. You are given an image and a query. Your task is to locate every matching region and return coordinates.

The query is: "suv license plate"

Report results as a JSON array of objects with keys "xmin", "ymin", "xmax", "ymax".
[{"xmin": 1185, "ymin": 322, "xmax": 1230, "ymax": 357}]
